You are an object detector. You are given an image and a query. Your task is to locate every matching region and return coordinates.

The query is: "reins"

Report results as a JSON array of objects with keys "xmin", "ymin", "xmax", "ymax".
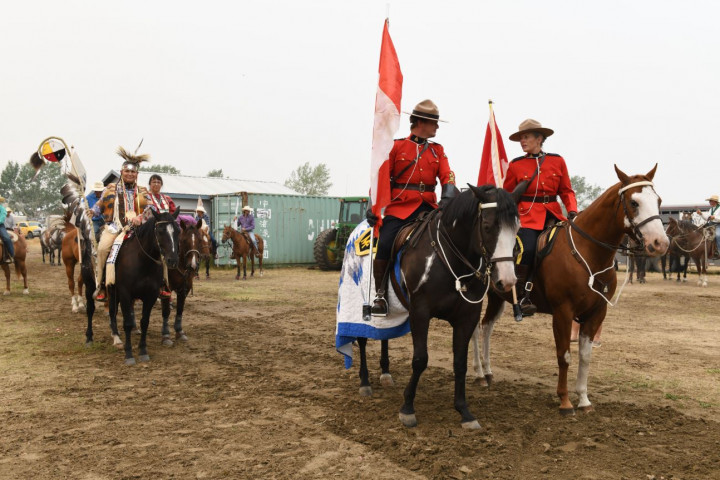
[
  {"xmin": 429, "ymin": 199, "xmax": 506, "ymax": 304},
  {"xmin": 133, "ymin": 219, "xmax": 176, "ymax": 266}
]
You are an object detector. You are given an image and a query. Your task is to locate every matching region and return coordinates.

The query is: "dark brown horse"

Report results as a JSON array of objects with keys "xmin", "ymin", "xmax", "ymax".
[
  {"xmin": 664, "ymin": 217, "xmax": 712, "ymax": 287},
  {"xmin": 221, "ymin": 226, "xmax": 264, "ymax": 280},
  {"xmin": 160, "ymin": 217, "xmax": 204, "ymax": 346},
  {"xmin": 0, "ymin": 233, "xmax": 29, "ymax": 295},
  {"xmin": 661, "ymin": 218, "xmax": 691, "ymax": 282},
  {"xmin": 354, "ymin": 185, "xmax": 521, "ymax": 429},
  {"xmin": 475, "ymin": 165, "xmax": 669, "ymax": 415},
  {"xmin": 107, "ymin": 209, "xmax": 181, "ymax": 365},
  {"xmin": 40, "ymin": 229, "xmax": 61, "ymax": 266}
]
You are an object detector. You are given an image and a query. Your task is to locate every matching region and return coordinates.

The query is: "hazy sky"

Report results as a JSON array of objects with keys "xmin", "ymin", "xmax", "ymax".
[{"xmin": 2, "ymin": 0, "xmax": 718, "ymax": 205}]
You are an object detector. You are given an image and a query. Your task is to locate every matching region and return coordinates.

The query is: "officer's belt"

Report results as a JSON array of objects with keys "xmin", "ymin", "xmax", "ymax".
[
  {"xmin": 391, "ymin": 182, "xmax": 436, "ymax": 193},
  {"xmin": 519, "ymin": 195, "xmax": 558, "ymax": 204}
]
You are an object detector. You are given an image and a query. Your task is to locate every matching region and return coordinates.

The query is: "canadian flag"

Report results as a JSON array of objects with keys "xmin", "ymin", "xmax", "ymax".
[
  {"xmin": 369, "ymin": 19, "xmax": 403, "ymax": 230},
  {"xmin": 477, "ymin": 101, "xmax": 508, "ymax": 187}
]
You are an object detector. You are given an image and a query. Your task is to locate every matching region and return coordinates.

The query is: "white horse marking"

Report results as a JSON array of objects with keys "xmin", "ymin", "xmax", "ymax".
[
  {"xmin": 576, "ymin": 334, "xmax": 594, "ymax": 408},
  {"xmin": 412, "ymin": 253, "xmax": 436, "ymax": 293}
]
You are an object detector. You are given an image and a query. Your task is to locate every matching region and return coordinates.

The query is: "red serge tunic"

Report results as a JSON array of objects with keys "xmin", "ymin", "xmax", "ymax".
[
  {"xmin": 383, "ymin": 135, "xmax": 456, "ymax": 220},
  {"xmin": 503, "ymin": 153, "xmax": 578, "ymax": 230}
]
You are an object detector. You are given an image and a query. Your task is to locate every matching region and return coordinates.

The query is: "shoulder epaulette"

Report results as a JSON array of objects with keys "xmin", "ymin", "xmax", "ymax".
[
  {"xmin": 511, "ymin": 155, "xmax": 526, "ymax": 162},
  {"xmin": 429, "ymin": 140, "xmax": 442, "ymax": 146},
  {"xmin": 545, "ymin": 152, "xmax": 561, "ymax": 157},
  {"xmin": 394, "ymin": 137, "xmax": 406, "ymax": 142}
]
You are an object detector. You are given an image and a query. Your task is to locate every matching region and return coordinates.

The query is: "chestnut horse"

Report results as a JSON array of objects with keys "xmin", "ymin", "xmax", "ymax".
[
  {"xmin": 0, "ymin": 233, "xmax": 29, "ymax": 295},
  {"xmin": 664, "ymin": 217, "xmax": 712, "ymax": 287},
  {"xmin": 61, "ymin": 225, "xmax": 87, "ymax": 313},
  {"xmin": 474, "ymin": 165, "xmax": 669, "ymax": 415},
  {"xmin": 160, "ymin": 217, "xmax": 204, "ymax": 346},
  {"xmin": 221, "ymin": 226, "xmax": 264, "ymax": 280}
]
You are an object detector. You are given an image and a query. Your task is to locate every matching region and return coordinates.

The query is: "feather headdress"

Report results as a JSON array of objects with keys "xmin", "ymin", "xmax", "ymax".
[{"xmin": 117, "ymin": 146, "xmax": 150, "ymax": 170}]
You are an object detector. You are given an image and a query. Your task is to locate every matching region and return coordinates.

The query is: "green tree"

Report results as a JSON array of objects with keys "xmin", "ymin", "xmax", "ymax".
[
  {"xmin": 207, "ymin": 169, "xmax": 224, "ymax": 178},
  {"xmin": 139, "ymin": 164, "xmax": 181, "ymax": 174},
  {"xmin": 0, "ymin": 160, "xmax": 66, "ymax": 218},
  {"xmin": 284, "ymin": 162, "xmax": 332, "ymax": 196},
  {"xmin": 571, "ymin": 175, "xmax": 603, "ymax": 210}
]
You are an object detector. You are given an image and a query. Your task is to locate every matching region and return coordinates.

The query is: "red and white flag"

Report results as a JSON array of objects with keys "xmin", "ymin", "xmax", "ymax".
[
  {"xmin": 369, "ymin": 19, "xmax": 403, "ymax": 230},
  {"xmin": 477, "ymin": 101, "xmax": 508, "ymax": 187}
]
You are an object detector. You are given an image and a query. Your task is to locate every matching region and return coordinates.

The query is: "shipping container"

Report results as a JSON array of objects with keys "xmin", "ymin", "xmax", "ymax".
[{"xmin": 212, "ymin": 193, "xmax": 341, "ymax": 266}]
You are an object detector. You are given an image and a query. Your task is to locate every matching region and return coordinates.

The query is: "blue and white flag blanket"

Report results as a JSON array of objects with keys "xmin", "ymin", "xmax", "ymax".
[{"xmin": 335, "ymin": 220, "xmax": 410, "ymax": 369}]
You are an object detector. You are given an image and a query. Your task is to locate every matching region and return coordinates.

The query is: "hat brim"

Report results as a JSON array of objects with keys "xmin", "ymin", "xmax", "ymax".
[
  {"xmin": 402, "ymin": 111, "xmax": 448, "ymax": 123},
  {"xmin": 509, "ymin": 127, "xmax": 554, "ymax": 142},
  {"xmin": 706, "ymin": 197, "xmax": 719, "ymax": 202}
]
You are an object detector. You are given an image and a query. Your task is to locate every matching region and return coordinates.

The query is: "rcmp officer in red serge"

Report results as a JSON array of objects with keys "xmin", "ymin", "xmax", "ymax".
[
  {"xmin": 368, "ymin": 99, "xmax": 458, "ymax": 316},
  {"xmin": 503, "ymin": 118, "xmax": 578, "ymax": 316}
]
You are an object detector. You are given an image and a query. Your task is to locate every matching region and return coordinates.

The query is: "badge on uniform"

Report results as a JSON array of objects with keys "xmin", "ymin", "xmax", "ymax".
[{"xmin": 354, "ymin": 228, "xmax": 378, "ymax": 256}]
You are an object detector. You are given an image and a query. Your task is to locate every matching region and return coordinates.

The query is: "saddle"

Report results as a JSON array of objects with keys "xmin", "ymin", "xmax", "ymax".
[{"xmin": 386, "ymin": 209, "xmax": 441, "ymax": 310}]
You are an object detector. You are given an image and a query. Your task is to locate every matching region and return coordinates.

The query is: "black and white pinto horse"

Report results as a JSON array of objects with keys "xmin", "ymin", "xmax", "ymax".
[
  {"xmin": 107, "ymin": 209, "xmax": 181, "ymax": 365},
  {"xmin": 354, "ymin": 185, "xmax": 521, "ymax": 429}
]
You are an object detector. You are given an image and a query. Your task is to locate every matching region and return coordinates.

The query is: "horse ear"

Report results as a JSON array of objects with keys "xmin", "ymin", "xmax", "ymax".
[
  {"xmin": 196, "ymin": 218, "xmax": 203, "ymax": 229},
  {"xmin": 645, "ymin": 163, "xmax": 658, "ymax": 181},
  {"xmin": 466, "ymin": 183, "xmax": 483, "ymax": 198},
  {"xmin": 173, "ymin": 208, "xmax": 181, "ymax": 220},
  {"xmin": 510, "ymin": 180, "xmax": 530, "ymax": 204},
  {"xmin": 614, "ymin": 164, "xmax": 630, "ymax": 184},
  {"xmin": 180, "ymin": 219, "xmax": 187, "ymax": 231}
]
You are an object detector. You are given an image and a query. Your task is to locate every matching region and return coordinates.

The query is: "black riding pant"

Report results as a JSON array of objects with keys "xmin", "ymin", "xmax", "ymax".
[{"xmin": 376, "ymin": 203, "xmax": 434, "ymax": 261}]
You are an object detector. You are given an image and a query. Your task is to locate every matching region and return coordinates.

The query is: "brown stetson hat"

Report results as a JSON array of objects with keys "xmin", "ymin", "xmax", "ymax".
[
  {"xmin": 403, "ymin": 99, "xmax": 448, "ymax": 123},
  {"xmin": 509, "ymin": 119, "xmax": 554, "ymax": 142}
]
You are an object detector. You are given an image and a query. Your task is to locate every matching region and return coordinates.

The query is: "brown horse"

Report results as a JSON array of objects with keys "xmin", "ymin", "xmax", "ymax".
[
  {"xmin": 221, "ymin": 225, "xmax": 264, "ymax": 280},
  {"xmin": 475, "ymin": 165, "xmax": 669, "ymax": 415},
  {"xmin": 0, "ymin": 233, "xmax": 29, "ymax": 295},
  {"xmin": 664, "ymin": 217, "xmax": 712, "ymax": 287},
  {"xmin": 161, "ymin": 217, "xmax": 204, "ymax": 346},
  {"xmin": 61, "ymin": 224, "xmax": 86, "ymax": 313}
]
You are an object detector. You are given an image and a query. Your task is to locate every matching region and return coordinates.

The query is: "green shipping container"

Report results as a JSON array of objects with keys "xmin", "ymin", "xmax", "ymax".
[{"xmin": 212, "ymin": 193, "xmax": 341, "ymax": 266}]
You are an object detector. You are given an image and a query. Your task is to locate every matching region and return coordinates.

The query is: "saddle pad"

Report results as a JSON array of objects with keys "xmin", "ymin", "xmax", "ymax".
[{"xmin": 9, "ymin": 231, "xmax": 18, "ymax": 242}]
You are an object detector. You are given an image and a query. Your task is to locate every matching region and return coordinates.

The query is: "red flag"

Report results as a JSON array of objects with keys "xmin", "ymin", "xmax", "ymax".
[
  {"xmin": 370, "ymin": 19, "xmax": 403, "ymax": 230},
  {"xmin": 477, "ymin": 101, "xmax": 508, "ymax": 187}
]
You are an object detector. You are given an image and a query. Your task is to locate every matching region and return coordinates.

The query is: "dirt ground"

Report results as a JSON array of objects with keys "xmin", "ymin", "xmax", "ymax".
[{"xmin": 1, "ymin": 240, "xmax": 719, "ymax": 480}]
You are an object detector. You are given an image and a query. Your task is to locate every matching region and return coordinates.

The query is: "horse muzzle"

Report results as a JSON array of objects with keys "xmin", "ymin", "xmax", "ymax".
[{"xmin": 643, "ymin": 233, "xmax": 669, "ymax": 257}]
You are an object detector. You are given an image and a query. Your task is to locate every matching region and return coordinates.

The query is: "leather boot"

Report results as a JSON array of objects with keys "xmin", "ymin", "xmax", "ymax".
[
  {"xmin": 515, "ymin": 264, "xmax": 537, "ymax": 317},
  {"xmin": 371, "ymin": 259, "xmax": 389, "ymax": 316}
]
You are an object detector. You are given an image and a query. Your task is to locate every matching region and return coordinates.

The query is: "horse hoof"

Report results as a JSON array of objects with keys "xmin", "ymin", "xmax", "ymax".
[
  {"xmin": 162, "ymin": 336, "xmax": 174, "ymax": 347},
  {"xmin": 484, "ymin": 374, "xmax": 493, "ymax": 386},
  {"xmin": 461, "ymin": 420, "xmax": 482, "ymax": 430},
  {"xmin": 359, "ymin": 386, "xmax": 373, "ymax": 397},
  {"xmin": 235, "ymin": 276, "xmax": 240, "ymax": 280},
  {"xmin": 3, "ymin": 290, "xmax": 9, "ymax": 296},
  {"xmin": 72, "ymin": 306, "xmax": 79, "ymax": 313},
  {"xmin": 379, "ymin": 373, "xmax": 394, "ymax": 387},
  {"xmin": 22, "ymin": 289, "xmax": 29, "ymax": 295},
  {"xmin": 139, "ymin": 354, "xmax": 150, "ymax": 363},
  {"xmin": 176, "ymin": 332, "xmax": 189, "ymax": 342},
  {"xmin": 112, "ymin": 336, "xmax": 123, "ymax": 348},
  {"xmin": 559, "ymin": 407, "xmax": 576, "ymax": 416},
  {"xmin": 125, "ymin": 357, "xmax": 136, "ymax": 366},
  {"xmin": 578, "ymin": 405, "xmax": 594, "ymax": 413},
  {"xmin": 85, "ymin": 340, "xmax": 93, "ymax": 347},
  {"xmin": 399, "ymin": 413, "xmax": 418, "ymax": 428}
]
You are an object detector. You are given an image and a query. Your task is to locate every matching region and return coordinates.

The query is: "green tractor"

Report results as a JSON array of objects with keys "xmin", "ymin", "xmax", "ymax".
[{"xmin": 314, "ymin": 196, "xmax": 369, "ymax": 270}]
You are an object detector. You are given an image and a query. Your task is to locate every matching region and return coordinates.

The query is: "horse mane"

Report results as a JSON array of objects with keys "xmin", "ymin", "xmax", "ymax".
[
  {"xmin": 441, "ymin": 186, "xmax": 517, "ymax": 230},
  {"xmin": 678, "ymin": 219, "xmax": 698, "ymax": 231}
]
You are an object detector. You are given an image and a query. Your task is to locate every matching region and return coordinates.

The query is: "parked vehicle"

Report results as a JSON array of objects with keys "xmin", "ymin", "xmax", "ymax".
[
  {"xmin": 313, "ymin": 197, "xmax": 368, "ymax": 270},
  {"xmin": 17, "ymin": 221, "xmax": 42, "ymax": 239}
]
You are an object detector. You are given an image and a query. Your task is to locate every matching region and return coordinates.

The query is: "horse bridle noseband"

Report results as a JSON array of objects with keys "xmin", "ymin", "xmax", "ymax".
[{"xmin": 133, "ymin": 219, "xmax": 177, "ymax": 266}]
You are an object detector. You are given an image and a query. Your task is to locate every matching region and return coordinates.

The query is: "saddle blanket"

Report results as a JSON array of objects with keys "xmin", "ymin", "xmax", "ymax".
[{"xmin": 335, "ymin": 220, "xmax": 410, "ymax": 369}]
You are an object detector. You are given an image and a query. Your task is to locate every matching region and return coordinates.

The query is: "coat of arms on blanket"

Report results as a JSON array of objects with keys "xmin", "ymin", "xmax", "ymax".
[{"xmin": 353, "ymin": 227, "xmax": 377, "ymax": 256}]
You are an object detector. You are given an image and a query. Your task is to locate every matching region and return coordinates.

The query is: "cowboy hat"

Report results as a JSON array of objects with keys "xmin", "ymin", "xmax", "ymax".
[
  {"xmin": 706, "ymin": 194, "xmax": 719, "ymax": 202},
  {"xmin": 509, "ymin": 119, "xmax": 554, "ymax": 142},
  {"xmin": 0, "ymin": 196, "xmax": 5, "ymax": 203},
  {"xmin": 242, "ymin": 206, "xmax": 253, "ymax": 212},
  {"xmin": 92, "ymin": 181, "xmax": 104, "ymax": 191},
  {"xmin": 402, "ymin": 99, "xmax": 447, "ymax": 123}
]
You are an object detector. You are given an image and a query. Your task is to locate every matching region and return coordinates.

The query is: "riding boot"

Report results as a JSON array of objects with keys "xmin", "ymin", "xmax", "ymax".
[
  {"xmin": 515, "ymin": 264, "xmax": 537, "ymax": 317},
  {"xmin": 371, "ymin": 259, "xmax": 390, "ymax": 317}
]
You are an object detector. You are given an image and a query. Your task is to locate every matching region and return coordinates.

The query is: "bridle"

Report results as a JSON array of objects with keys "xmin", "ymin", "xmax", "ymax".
[
  {"xmin": 430, "ymin": 192, "xmax": 514, "ymax": 303},
  {"xmin": 134, "ymin": 219, "xmax": 178, "ymax": 266},
  {"xmin": 568, "ymin": 180, "xmax": 660, "ymax": 255}
]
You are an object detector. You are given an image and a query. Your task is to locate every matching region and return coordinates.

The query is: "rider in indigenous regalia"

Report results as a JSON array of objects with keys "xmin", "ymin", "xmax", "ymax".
[
  {"xmin": 368, "ymin": 99, "xmax": 458, "ymax": 317},
  {"xmin": 93, "ymin": 147, "xmax": 151, "ymax": 301}
]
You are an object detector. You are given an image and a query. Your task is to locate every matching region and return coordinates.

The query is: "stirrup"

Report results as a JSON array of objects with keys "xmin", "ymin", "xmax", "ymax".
[{"xmin": 371, "ymin": 295, "xmax": 388, "ymax": 317}]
